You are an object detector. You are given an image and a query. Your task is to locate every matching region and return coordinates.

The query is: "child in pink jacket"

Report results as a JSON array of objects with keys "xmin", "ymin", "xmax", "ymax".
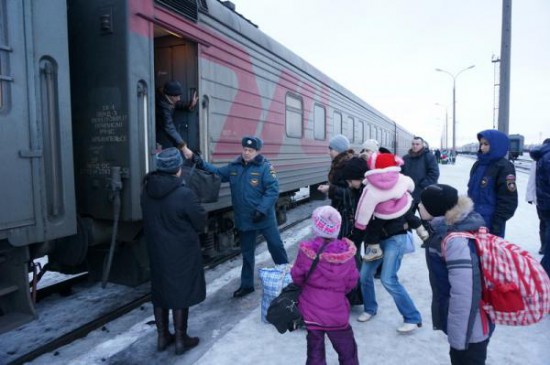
[
  {"xmin": 354, "ymin": 152, "xmax": 428, "ymax": 261},
  {"xmin": 291, "ymin": 206, "xmax": 360, "ymax": 365}
]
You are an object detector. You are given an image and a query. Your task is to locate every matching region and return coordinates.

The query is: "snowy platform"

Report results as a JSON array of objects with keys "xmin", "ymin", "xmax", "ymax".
[{"xmin": 18, "ymin": 156, "xmax": 550, "ymax": 364}]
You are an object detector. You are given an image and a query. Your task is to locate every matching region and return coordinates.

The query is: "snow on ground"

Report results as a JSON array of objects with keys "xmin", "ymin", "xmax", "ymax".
[
  {"xmin": 26, "ymin": 156, "xmax": 549, "ymax": 365},
  {"xmin": 187, "ymin": 156, "xmax": 549, "ymax": 365}
]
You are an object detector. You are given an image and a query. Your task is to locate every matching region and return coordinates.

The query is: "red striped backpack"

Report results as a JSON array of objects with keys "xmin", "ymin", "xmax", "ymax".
[{"xmin": 443, "ymin": 227, "xmax": 550, "ymax": 325}]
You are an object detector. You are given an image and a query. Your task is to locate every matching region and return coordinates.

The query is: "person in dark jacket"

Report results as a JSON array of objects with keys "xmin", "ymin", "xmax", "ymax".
[
  {"xmin": 419, "ymin": 184, "xmax": 494, "ymax": 365},
  {"xmin": 189, "ymin": 136, "xmax": 288, "ymax": 298},
  {"xmin": 530, "ymin": 138, "xmax": 550, "ymax": 276},
  {"xmin": 317, "ymin": 134, "xmax": 356, "ymax": 239},
  {"xmin": 401, "ymin": 136, "xmax": 440, "ymax": 207},
  {"xmin": 141, "ymin": 147, "xmax": 207, "ymax": 355},
  {"xmin": 467, "ymin": 129, "xmax": 518, "ymax": 237},
  {"xmin": 155, "ymin": 80, "xmax": 198, "ymax": 151}
]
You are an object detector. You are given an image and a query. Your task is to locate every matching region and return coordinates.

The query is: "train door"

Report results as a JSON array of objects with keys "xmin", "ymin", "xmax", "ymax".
[
  {"xmin": 0, "ymin": 1, "xmax": 39, "ymax": 240},
  {"xmin": 154, "ymin": 33, "xmax": 200, "ymax": 152}
]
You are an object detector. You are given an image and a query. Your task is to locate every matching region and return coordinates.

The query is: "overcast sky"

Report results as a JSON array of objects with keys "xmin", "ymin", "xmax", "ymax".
[{"xmin": 233, "ymin": 0, "xmax": 549, "ymax": 148}]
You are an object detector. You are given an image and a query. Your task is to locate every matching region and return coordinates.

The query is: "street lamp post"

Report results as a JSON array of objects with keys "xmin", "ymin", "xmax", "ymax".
[
  {"xmin": 435, "ymin": 103, "xmax": 448, "ymax": 149},
  {"xmin": 435, "ymin": 65, "xmax": 475, "ymax": 153}
]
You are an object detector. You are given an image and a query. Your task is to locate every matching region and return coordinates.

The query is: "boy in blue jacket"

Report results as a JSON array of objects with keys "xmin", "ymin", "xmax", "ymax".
[{"xmin": 419, "ymin": 184, "xmax": 494, "ymax": 365}]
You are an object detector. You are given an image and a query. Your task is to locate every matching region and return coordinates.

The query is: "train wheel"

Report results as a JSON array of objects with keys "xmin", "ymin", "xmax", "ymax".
[{"xmin": 49, "ymin": 217, "xmax": 90, "ymax": 269}]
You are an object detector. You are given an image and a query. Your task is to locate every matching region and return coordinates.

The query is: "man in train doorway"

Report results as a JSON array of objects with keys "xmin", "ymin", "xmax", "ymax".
[
  {"xmin": 184, "ymin": 136, "xmax": 289, "ymax": 298},
  {"xmin": 155, "ymin": 80, "xmax": 199, "ymax": 151}
]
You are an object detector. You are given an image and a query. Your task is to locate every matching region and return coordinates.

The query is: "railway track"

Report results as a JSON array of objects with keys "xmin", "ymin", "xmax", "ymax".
[{"xmin": 4, "ymin": 196, "xmax": 322, "ymax": 365}]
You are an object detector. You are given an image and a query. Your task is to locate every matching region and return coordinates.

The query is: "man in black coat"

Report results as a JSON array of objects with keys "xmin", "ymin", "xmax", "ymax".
[
  {"xmin": 155, "ymin": 80, "xmax": 198, "ymax": 151},
  {"xmin": 141, "ymin": 147, "xmax": 207, "ymax": 355},
  {"xmin": 401, "ymin": 136, "xmax": 440, "ymax": 208}
]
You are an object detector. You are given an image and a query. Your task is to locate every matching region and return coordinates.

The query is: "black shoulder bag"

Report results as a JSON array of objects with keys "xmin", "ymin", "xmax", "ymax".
[
  {"xmin": 181, "ymin": 163, "xmax": 221, "ymax": 203},
  {"xmin": 266, "ymin": 241, "xmax": 329, "ymax": 334}
]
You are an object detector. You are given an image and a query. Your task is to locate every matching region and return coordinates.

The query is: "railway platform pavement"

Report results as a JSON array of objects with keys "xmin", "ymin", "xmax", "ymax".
[{"xmin": 27, "ymin": 155, "xmax": 548, "ymax": 365}]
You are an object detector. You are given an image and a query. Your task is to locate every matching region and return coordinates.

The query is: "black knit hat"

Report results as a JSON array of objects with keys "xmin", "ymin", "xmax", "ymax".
[
  {"xmin": 341, "ymin": 157, "xmax": 368, "ymax": 180},
  {"xmin": 420, "ymin": 184, "xmax": 458, "ymax": 217},
  {"xmin": 163, "ymin": 81, "xmax": 183, "ymax": 96}
]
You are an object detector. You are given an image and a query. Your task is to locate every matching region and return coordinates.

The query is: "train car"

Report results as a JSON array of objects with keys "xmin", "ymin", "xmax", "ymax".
[
  {"xmin": 508, "ymin": 134, "xmax": 524, "ymax": 161},
  {"xmin": 0, "ymin": 0, "xmax": 414, "ymax": 332},
  {"xmin": 458, "ymin": 142, "xmax": 479, "ymax": 155}
]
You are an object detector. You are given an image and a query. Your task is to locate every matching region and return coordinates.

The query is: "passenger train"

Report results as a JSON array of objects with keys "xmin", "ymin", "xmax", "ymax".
[{"xmin": 0, "ymin": 0, "xmax": 414, "ymax": 332}]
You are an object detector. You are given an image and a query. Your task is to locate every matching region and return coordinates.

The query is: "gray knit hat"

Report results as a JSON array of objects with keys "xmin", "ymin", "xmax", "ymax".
[
  {"xmin": 156, "ymin": 147, "xmax": 183, "ymax": 174},
  {"xmin": 329, "ymin": 134, "xmax": 350, "ymax": 153}
]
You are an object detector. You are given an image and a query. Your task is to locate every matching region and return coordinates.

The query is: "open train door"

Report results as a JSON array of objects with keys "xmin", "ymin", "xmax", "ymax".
[{"xmin": 154, "ymin": 31, "xmax": 200, "ymax": 153}]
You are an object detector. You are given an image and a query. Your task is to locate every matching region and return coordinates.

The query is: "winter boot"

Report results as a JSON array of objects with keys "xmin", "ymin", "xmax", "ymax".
[
  {"xmin": 153, "ymin": 307, "xmax": 174, "ymax": 352},
  {"xmin": 173, "ymin": 308, "xmax": 200, "ymax": 355},
  {"xmin": 362, "ymin": 244, "xmax": 383, "ymax": 262}
]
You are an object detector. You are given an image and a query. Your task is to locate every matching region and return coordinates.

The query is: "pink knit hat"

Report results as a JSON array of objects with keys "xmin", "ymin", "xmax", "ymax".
[{"xmin": 311, "ymin": 206, "xmax": 342, "ymax": 238}]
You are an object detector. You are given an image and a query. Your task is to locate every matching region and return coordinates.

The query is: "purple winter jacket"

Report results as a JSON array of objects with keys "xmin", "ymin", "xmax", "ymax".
[{"xmin": 291, "ymin": 237, "xmax": 359, "ymax": 331}]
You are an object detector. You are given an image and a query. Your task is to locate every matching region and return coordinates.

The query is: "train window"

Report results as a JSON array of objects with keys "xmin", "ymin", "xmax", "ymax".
[
  {"xmin": 285, "ymin": 93, "xmax": 303, "ymax": 138},
  {"xmin": 344, "ymin": 116, "xmax": 353, "ymax": 141},
  {"xmin": 313, "ymin": 104, "xmax": 326, "ymax": 140},
  {"xmin": 333, "ymin": 111, "xmax": 342, "ymax": 135},
  {"xmin": 354, "ymin": 120, "xmax": 364, "ymax": 143}
]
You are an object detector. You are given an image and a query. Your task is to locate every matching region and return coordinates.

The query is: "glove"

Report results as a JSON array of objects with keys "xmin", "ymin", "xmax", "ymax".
[
  {"xmin": 351, "ymin": 228, "xmax": 366, "ymax": 244},
  {"xmin": 415, "ymin": 225, "xmax": 430, "ymax": 241},
  {"xmin": 252, "ymin": 210, "xmax": 266, "ymax": 223}
]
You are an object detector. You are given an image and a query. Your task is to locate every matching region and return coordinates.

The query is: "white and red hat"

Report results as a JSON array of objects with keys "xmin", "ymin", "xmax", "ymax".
[{"xmin": 365, "ymin": 152, "xmax": 403, "ymax": 176}]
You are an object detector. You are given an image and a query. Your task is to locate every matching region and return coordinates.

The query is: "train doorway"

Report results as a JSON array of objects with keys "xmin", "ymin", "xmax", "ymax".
[{"xmin": 153, "ymin": 29, "xmax": 200, "ymax": 153}]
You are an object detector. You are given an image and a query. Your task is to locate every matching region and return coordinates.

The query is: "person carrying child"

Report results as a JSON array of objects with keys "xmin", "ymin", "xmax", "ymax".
[
  {"xmin": 354, "ymin": 152, "xmax": 429, "ymax": 261},
  {"xmin": 291, "ymin": 206, "xmax": 360, "ymax": 365},
  {"xmin": 419, "ymin": 184, "xmax": 494, "ymax": 365}
]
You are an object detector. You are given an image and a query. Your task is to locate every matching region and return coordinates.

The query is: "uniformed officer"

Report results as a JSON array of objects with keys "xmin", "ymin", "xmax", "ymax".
[
  {"xmin": 187, "ymin": 136, "xmax": 289, "ymax": 297},
  {"xmin": 467, "ymin": 129, "xmax": 518, "ymax": 237}
]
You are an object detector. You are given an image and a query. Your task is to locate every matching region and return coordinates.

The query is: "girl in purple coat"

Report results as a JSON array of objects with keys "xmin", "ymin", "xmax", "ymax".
[{"xmin": 291, "ymin": 206, "xmax": 360, "ymax": 365}]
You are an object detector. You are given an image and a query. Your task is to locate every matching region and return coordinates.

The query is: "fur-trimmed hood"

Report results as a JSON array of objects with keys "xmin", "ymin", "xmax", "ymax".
[
  {"xmin": 299, "ymin": 237, "xmax": 356, "ymax": 264},
  {"xmin": 430, "ymin": 195, "xmax": 485, "ymax": 231}
]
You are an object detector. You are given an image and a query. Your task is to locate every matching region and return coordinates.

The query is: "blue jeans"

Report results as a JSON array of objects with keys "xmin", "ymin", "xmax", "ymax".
[
  {"xmin": 239, "ymin": 224, "xmax": 289, "ymax": 288},
  {"xmin": 360, "ymin": 233, "xmax": 422, "ymax": 324}
]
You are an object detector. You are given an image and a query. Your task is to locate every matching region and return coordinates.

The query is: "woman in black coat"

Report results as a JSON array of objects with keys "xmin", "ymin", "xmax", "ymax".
[{"xmin": 141, "ymin": 147, "xmax": 207, "ymax": 355}]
